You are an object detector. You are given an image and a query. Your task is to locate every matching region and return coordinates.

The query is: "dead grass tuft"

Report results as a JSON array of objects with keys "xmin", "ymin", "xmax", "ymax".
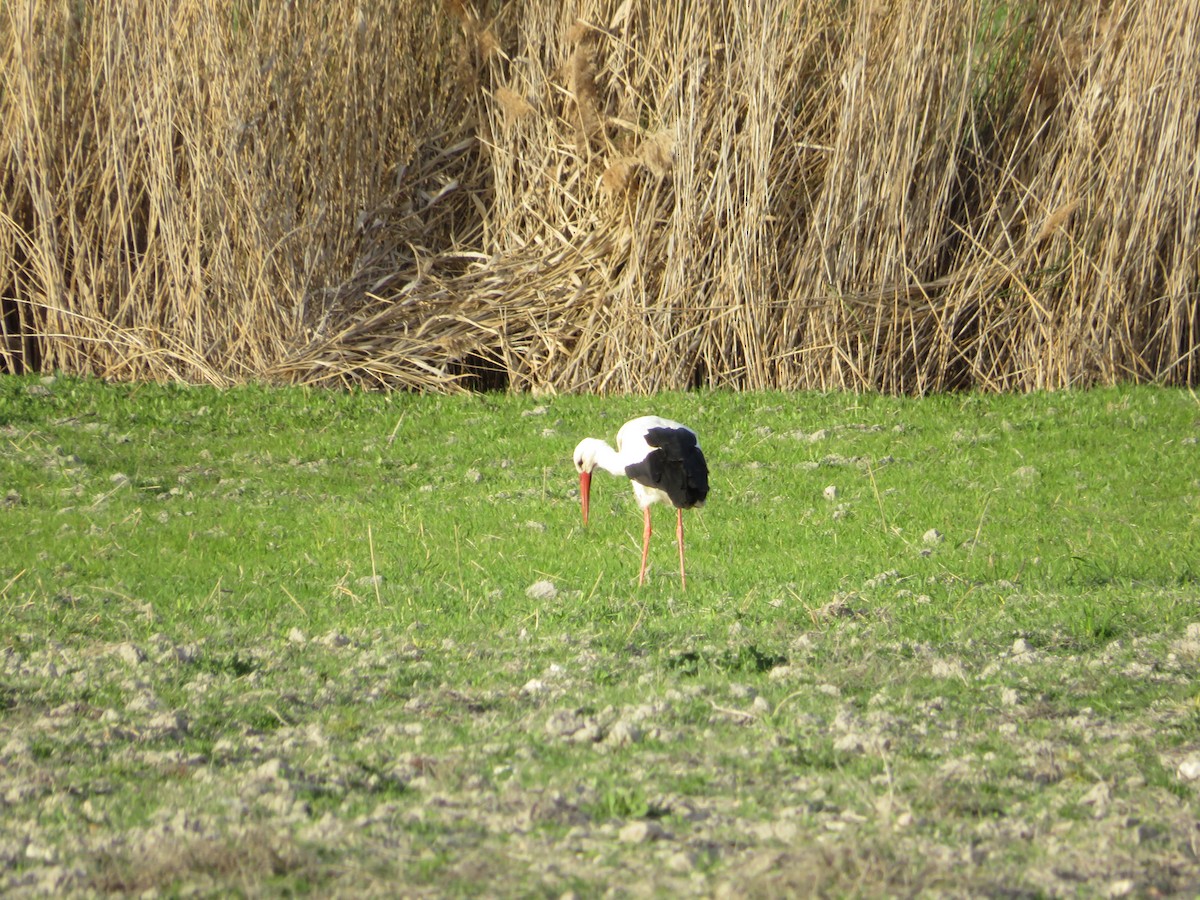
[
  {"xmin": 90, "ymin": 828, "xmax": 314, "ymax": 894},
  {"xmin": 636, "ymin": 131, "xmax": 675, "ymax": 179},
  {"xmin": 495, "ymin": 85, "xmax": 535, "ymax": 120},
  {"xmin": 2, "ymin": 0, "xmax": 1198, "ymax": 393},
  {"xmin": 600, "ymin": 158, "xmax": 640, "ymax": 197},
  {"xmin": 726, "ymin": 841, "xmax": 927, "ymax": 898},
  {"xmin": 568, "ymin": 22, "xmax": 606, "ymax": 152}
]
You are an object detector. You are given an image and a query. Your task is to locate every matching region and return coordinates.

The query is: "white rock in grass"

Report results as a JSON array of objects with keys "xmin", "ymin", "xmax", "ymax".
[
  {"xmin": 156, "ymin": 642, "xmax": 200, "ymax": 665},
  {"xmin": 544, "ymin": 709, "xmax": 584, "ymax": 739},
  {"xmin": 1177, "ymin": 755, "xmax": 1200, "ymax": 781},
  {"xmin": 573, "ymin": 719, "xmax": 604, "ymax": 743},
  {"xmin": 545, "ymin": 709, "xmax": 606, "ymax": 743},
  {"xmin": 822, "ymin": 485, "xmax": 838, "ymax": 501},
  {"xmin": 5, "ymin": 782, "xmax": 41, "ymax": 804},
  {"xmin": 863, "ymin": 569, "xmax": 899, "ymax": 589},
  {"xmin": 1080, "ymin": 780, "xmax": 1110, "ymax": 809},
  {"xmin": 618, "ymin": 820, "xmax": 667, "ymax": 843},
  {"xmin": 605, "ymin": 720, "xmax": 643, "ymax": 747},
  {"xmin": 521, "ymin": 678, "xmax": 547, "ymax": 696},
  {"xmin": 666, "ymin": 850, "xmax": 699, "ymax": 873},
  {"xmin": 623, "ymin": 702, "xmax": 666, "ymax": 723},
  {"xmin": 126, "ymin": 692, "xmax": 161, "ymax": 713},
  {"xmin": 930, "ymin": 658, "xmax": 965, "ymax": 679},
  {"xmin": 768, "ymin": 665, "xmax": 795, "ymax": 681},
  {"xmin": 1, "ymin": 738, "xmax": 30, "ymax": 761},
  {"xmin": 922, "ymin": 528, "xmax": 943, "ymax": 545},
  {"xmin": 287, "ymin": 628, "xmax": 306, "ymax": 644},
  {"xmin": 255, "ymin": 758, "xmax": 288, "ymax": 782},
  {"xmin": 113, "ymin": 642, "xmax": 145, "ymax": 666},
  {"xmin": 80, "ymin": 799, "xmax": 106, "ymax": 825},
  {"xmin": 146, "ymin": 712, "xmax": 188, "ymax": 740},
  {"xmin": 939, "ymin": 757, "xmax": 974, "ymax": 780},
  {"xmin": 833, "ymin": 732, "xmax": 867, "ymax": 753},
  {"xmin": 24, "ymin": 843, "xmax": 57, "ymax": 863},
  {"xmin": 526, "ymin": 580, "xmax": 558, "ymax": 601},
  {"xmin": 1174, "ymin": 622, "xmax": 1200, "ymax": 657}
]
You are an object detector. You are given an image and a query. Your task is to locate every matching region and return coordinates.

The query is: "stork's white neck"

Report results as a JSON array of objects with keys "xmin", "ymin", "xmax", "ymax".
[{"xmin": 574, "ymin": 438, "xmax": 627, "ymax": 477}]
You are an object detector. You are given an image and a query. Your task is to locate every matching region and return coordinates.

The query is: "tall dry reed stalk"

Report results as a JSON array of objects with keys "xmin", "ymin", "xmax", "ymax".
[{"xmin": 2, "ymin": 0, "xmax": 1197, "ymax": 393}]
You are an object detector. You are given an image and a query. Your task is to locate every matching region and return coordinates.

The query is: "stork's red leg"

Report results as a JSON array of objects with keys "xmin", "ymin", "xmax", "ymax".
[
  {"xmin": 639, "ymin": 506, "xmax": 652, "ymax": 586},
  {"xmin": 676, "ymin": 507, "xmax": 686, "ymax": 590}
]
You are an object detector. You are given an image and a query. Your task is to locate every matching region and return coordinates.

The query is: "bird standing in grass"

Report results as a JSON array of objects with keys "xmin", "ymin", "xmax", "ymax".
[{"xmin": 573, "ymin": 416, "xmax": 709, "ymax": 588}]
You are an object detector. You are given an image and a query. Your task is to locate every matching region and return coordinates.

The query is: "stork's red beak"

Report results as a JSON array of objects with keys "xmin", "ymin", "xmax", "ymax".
[{"xmin": 579, "ymin": 470, "xmax": 591, "ymax": 526}]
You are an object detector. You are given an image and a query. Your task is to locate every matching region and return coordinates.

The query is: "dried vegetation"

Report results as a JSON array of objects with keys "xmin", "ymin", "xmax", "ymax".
[{"xmin": 1, "ymin": 0, "xmax": 1198, "ymax": 392}]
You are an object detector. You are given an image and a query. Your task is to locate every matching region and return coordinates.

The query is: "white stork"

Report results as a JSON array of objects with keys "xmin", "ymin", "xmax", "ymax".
[{"xmin": 572, "ymin": 416, "xmax": 709, "ymax": 588}]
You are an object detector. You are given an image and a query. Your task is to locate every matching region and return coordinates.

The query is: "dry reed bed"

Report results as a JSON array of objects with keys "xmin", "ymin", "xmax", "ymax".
[{"xmin": 1, "ymin": 0, "xmax": 1198, "ymax": 393}]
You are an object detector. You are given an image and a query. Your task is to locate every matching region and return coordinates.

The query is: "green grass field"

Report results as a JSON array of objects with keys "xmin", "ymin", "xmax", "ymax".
[{"xmin": 2, "ymin": 376, "xmax": 1199, "ymax": 896}]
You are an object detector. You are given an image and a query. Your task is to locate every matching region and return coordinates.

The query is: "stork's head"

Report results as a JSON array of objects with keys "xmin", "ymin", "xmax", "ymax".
[{"xmin": 572, "ymin": 439, "xmax": 602, "ymax": 526}]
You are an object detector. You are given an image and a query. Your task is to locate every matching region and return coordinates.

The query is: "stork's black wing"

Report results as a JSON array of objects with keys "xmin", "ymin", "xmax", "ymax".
[{"xmin": 625, "ymin": 426, "xmax": 709, "ymax": 509}]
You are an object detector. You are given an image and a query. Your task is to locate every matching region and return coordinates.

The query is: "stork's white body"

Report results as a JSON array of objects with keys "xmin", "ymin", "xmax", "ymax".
[{"xmin": 573, "ymin": 416, "xmax": 709, "ymax": 587}]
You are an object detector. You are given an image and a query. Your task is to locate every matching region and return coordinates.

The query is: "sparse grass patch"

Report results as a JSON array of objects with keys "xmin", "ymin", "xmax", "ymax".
[
  {"xmin": 89, "ymin": 826, "xmax": 321, "ymax": 896},
  {"xmin": 1, "ymin": 377, "xmax": 1199, "ymax": 895}
]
